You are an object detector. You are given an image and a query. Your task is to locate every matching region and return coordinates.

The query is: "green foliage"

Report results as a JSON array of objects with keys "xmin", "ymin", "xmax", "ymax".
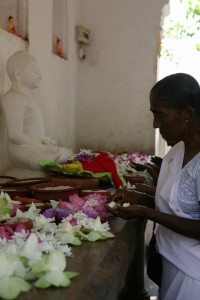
[
  {"xmin": 164, "ymin": 21, "xmax": 195, "ymax": 39},
  {"xmin": 161, "ymin": 0, "xmax": 200, "ymax": 61},
  {"xmin": 195, "ymin": 43, "xmax": 200, "ymax": 51},
  {"xmin": 185, "ymin": 0, "xmax": 200, "ymax": 19},
  {"xmin": 160, "ymin": 46, "xmax": 174, "ymax": 61}
]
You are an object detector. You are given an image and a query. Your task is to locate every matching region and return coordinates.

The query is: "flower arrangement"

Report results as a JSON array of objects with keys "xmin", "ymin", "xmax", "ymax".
[
  {"xmin": 0, "ymin": 192, "xmax": 114, "ymax": 299},
  {"xmin": 74, "ymin": 148, "xmax": 94, "ymax": 163},
  {"xmin": 40, "ymin": 151, "xmax": 124, "ymax": 188},
  {"xmin": 111, "ymin": 151, "xmax": 152, "ymax": 181},
  {"xmin": 40, "ymin": 149, "xmax": 153, "ymax": 188}
]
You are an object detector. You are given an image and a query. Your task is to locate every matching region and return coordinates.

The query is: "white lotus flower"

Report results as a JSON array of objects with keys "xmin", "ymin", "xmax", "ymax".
[
  {"xmin": 33, "ymin": 214, "xmax": 55, "ymax": 230},
  {"xmin": 0, "ymin": 252, "xmax": 17, "ymax": 278},
  {"xmin": 0, "ymin": 213, "xmax": 11, "ymax": 221},
  {"xmin": 16, "ymin": 203, "xmax": 41, "ymax": 220},
  {"xmin": 20, "ymin": 233, "xmax": 42, "ymax": 265},
  {"xmin": 50, "ymin": 200, "xmax": 58, "ymax": 208},
  {"xmin": 58, "ymin": 221, "xmax": 81, "ymax": 233},
  {"xmin": 0, "ymin": 252, "xmax": 31, "ymax": 299}
]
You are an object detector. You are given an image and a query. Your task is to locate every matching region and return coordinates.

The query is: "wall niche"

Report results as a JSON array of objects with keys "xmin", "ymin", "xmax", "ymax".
[
  {"xmin": 52, "ymin": 0, "xmax": 68, "ymax": 60},
  {"xmin": 0, "ymin": 0, "xmax": 28, "ymax": 40}
]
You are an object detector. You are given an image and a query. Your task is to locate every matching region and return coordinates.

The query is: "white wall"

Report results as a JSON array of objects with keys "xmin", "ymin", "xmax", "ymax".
[
  {"xmin": 75, "ymin": 0, "xmax": 167, "ymax": 154},
  {"xmin": 28, "ymin": 0, "xmax": 80, "ymax": 149}
]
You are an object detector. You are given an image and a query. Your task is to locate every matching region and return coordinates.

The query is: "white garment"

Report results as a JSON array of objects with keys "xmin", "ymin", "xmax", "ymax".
[
  {"xmin": 155, "ymin": 141, "xmax": 200, "ymax": 298},
  {"xmin": 160, "ymin": 257, "xmax": 200, "ymax": 300}
]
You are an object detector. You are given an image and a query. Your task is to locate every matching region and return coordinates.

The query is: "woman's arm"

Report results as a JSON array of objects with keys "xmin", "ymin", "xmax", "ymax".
[
  {"xmin": 143, "ymin": 206, "xmax": 200, "ymax": 241},
  {"xmin": 115, "ymin": 205, "xmax": 200, "ymax": 241},
  {"xmin": 109, "ymin": 189, "xmax": 155, "ymax": 209}
]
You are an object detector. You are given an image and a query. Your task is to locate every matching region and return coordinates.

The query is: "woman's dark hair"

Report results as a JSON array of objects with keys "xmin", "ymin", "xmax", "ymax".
[{"xmin": 150, "ymin": 73, "xmax": 200, "ymax": 117}]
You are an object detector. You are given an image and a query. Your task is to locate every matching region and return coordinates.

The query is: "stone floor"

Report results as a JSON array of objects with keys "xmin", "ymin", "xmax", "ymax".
[{"xmin": 144, "ymin": 221, "xmax": 159, "ymax": 300}]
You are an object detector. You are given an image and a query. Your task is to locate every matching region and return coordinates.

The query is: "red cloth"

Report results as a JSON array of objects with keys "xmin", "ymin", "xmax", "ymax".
[{"xmin": 82, "ymin": 152, "xmax": 123, "ymax": 188}]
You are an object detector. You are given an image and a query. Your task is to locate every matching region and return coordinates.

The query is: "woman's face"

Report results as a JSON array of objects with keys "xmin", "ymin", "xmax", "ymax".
[{"xmin": 150, "ymin": 94, "xmax": 188, "ymax": 145}]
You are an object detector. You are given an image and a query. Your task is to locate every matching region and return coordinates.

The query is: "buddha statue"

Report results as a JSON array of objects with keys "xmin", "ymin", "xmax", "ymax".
[{"xmin": 0, "ymin": 50, "xmax": 74, "ymax": 178}]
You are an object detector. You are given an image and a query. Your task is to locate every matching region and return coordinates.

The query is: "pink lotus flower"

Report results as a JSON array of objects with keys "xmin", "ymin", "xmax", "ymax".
[
  {"xmin": 12, "ymin": 204, "xmax": 27, "ymax": 216},
  {"xmin": 58, "ymin": 193, "xmax": 112, "ymax": 221},
  {"xmin": 59, "ymin": 194, "xmax": 85, "ymax": 212},
  {"xmin": 0, "ymin": 222, "xmax": 29, "ymax": 240},
  {"xmin": 69, "ymin": 217, "xmax": 77, "ymax": 226}
]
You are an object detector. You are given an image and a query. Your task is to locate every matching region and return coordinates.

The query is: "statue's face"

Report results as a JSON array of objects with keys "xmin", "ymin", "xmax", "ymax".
[{"xmin": 19, "ymin": 60, "xmax": 42, "ymax": 90}]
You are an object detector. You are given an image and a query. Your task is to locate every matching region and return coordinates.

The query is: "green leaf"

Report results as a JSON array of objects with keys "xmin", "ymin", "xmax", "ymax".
[
  {"xmin": 71, "ymin": 236, "xmax": 82, "ymax": 246},
  {"xmin": 101, "ymin": 231, "xmax": 115, "ymax": 238},
  {"xmin": 0, "ymin": 198, "xmax": 8, "ymax": 208},
  {"xmin": 64, "ymin": 271, "xmax": 79, "ymax": 279},
  {"xmin": 56, "ymin": 232, "xmax": 80, "ymax": 245},
  {"xmin": 76, "ymin": 231, "xmax": 88, "ymax": 240},
  {"xmin": 86, "ymin": 231, "xmax": 101, "ymax": 242},
  {"xmin": 0, "ymin": 198, "xmax": 12, "ymax": 216}
]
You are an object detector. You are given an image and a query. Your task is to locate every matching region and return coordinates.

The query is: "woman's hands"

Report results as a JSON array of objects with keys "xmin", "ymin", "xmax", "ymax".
[
  {"xmin": 130, "ymin": 162, "xmax": 160, "ymax": 185},
  {"xmin": 109, "ymin": 189, "xmax": 142, "ymax": 206},
  {"xmin": 105, "ymin": 183, "xmax": 156, "ymax": 220},
  {"xmin": 106, "ymin": 189, "xmax": 150, "ymax": 220},
  {"xmin": 133, "ymin": 183, "xmax": 156, "ymax": 196},
  {"xmin": 106, "ymin": 203, "xmax": 145, "ymax": 220}
]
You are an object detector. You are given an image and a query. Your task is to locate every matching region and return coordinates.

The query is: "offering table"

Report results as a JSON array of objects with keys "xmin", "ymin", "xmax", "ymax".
[{"xmin": 17, "ymin": 218, "xmax": 150, "ymax": 300}]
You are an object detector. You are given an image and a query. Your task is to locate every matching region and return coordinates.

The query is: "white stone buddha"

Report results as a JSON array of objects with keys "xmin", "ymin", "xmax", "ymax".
[{"xmin": 0, "ymin": 50, "xmax": 74, "ymax": 178}]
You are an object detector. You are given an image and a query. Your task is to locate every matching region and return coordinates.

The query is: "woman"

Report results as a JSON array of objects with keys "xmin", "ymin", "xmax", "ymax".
[{"xmin": 107, "ymin": 73, "xmax": 200, "ymax": 300}]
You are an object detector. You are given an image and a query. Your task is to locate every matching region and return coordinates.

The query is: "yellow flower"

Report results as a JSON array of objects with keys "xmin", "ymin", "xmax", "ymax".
[{"xmin": 62, "ymin": 161, "xmax": 83, "ymax": 171}]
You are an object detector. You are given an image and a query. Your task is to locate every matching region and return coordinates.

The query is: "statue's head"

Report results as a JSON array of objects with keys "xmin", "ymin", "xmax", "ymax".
[{"xmin": 6, "ymin": 51, "xmax": 41, "ymax": 90}]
